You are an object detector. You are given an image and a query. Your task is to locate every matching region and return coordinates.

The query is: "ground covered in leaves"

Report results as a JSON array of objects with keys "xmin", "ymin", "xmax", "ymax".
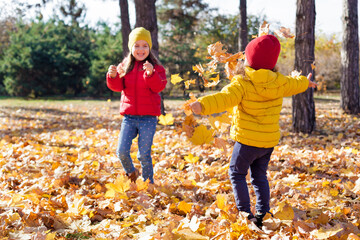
[{"xmin": 0, "ymin": 96, "xmax": 359, "ymax": 240}]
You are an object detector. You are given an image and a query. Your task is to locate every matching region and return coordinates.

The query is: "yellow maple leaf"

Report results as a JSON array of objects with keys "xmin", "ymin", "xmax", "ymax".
[
  {"xmin": 67, "ymin": 195, "xmax": 88, "ymax": 216},
  {"xmin": 216, "ymin": 194, "xmax": 227, "ymax": 211},
  {"xmin": 310, "ymin": 224, "xmax": 343, "ymax": 239},
  {"xmin": 184, "ymin": 153, "xmax": 199, "ymax": 164},
  {"xmin": 105, "ymin": 175, "xmax": 131, "ymax": 197},
  {"xmin": 159, "ymin": 113, "xmax": 174, "ymax": 126},
  {"xmin": 330, "ymin": 188, "xmax": 339, "ymax": 197},
  {"xmin": 189, "ymin": 125, "xmax": 214, "ymax": 145},
  {"xmin": 178, "ymin": 201, "xmax": 192, "ymax": 214},
  {"xmin": 171, "ymin": 74, "xmax": 184, "ymax": 85},
  {"xmin": 136, "ymin": 178, "xmax": 149, "ymax": 191},
  {"xmin": 46, "ymin": 232, "xmax": 56, "ymax": 240},
  {"xmin": 273, "ymin": 201, "xmax": 294, "ymax": 220}
]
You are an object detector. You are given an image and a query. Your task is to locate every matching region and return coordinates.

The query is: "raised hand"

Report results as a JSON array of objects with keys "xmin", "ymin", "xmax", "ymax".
[
  {"xmin": 190, "ymin": 101, "xmax": 202, "ymax": 115},
  {"xmin": 108, "ymin": 65, "xmax": 117, "ymax": 78},
  {"xmin": 307, "ymin": 73, "xmax": 318, "ymax": 88},
  {"xmin": 143, "ymin": 61, "xmax": 154, "ymax": 76},
  {"xmin": 117, "ymin": 64, "xmax": 125, "ymax": 76}
]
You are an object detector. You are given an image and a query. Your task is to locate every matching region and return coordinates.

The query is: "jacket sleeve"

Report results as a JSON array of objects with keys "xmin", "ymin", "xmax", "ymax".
[
  {"xmin": 106, "ymin": 73, "xmax": 124, "ymax": 92},
  {"xmin": 283, "ymin": 75, "xmax": 309, "ymax": 97},
  {"xmin": 144, "ymin": 65, "xmax": 167, "ymax": 93},
  {"xmin": 198, "ymin": 77, "xmax": 244, "ymax": 115}
]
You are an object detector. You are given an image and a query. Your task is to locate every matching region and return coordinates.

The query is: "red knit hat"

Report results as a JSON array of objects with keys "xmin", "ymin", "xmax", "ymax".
[{"xmin": 245, "ymin": 35, "xmax": 281, "ymax": 70}]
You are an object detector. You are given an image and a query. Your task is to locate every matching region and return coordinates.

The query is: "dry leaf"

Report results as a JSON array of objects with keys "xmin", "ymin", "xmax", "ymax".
[{"xmin": 159, "ymin": 113, "xmax": 174, "ymax": 126}]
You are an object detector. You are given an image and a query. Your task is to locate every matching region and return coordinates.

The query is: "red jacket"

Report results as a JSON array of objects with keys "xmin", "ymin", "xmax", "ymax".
[{"xmin": 107, "ymin": 61, "xmax": 167, "ymax": 116}]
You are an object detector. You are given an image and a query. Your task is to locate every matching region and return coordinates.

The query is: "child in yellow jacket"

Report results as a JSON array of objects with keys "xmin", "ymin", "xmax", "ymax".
[{"xmin": 190, "ymin": 34, "xmax": 317, "ymax": 227}]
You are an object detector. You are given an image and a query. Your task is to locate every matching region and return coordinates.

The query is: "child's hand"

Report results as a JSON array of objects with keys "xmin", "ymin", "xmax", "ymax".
[
  {"xmin": 108, "ymin": 65, "xmax": 117, "ymax": 78},
  {"xmin": 143, "ymin": 61, "xmax": 154, "ymax": 76},
  {"xmin": 117, "ymin": 64, "xmax": 125, "ymax": 76},
  {"xmin": 190, "ymin": 101, "xmax": 202, "ymax": 115},
  {"xmin": 307, "ymin": 73, "xmax": 318, "ymax": 88}
]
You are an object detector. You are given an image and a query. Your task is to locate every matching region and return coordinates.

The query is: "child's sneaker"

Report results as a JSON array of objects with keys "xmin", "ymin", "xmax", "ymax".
[
  {"xmin": 127, "ymin": 169, "xmax": 140, "ymax": 182},
  {"xmin": 254, "ymin": 213, "xmax": 267, "ymax": 228}
]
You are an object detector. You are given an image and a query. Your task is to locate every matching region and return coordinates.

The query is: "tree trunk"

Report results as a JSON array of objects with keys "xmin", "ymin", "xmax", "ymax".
[
  {"xmin": 120, "ymin": 0, "xmax": 131, "ymax": 57},
  {"xmin": 292, "ymin": 0, "xmax": 316, "ymax": 133},
  {"xmin": 341, "ymin": 0, "xmax": 360, "ymax": 114},
  {"xmin": 238, "ymin": 0, "xmax": 247, "ymax": 51},
  {"xmin": 134, "ymin": 0, "xmax": 165, "ymax": 114},
  {"xmin": 134, "ymin": 0, "xmax": 159, "ymax": 57}
]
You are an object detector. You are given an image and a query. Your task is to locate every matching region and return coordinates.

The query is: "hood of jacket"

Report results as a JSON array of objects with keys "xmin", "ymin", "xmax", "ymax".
[{"xmin": 244, "ymin": 67, "xmax": 287, "ymax": 99}]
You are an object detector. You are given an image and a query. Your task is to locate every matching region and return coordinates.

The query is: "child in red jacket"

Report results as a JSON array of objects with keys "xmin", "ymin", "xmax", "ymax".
[{"xmin": 106, "ymin": 27, "xmax": 167, "ymax": 183}]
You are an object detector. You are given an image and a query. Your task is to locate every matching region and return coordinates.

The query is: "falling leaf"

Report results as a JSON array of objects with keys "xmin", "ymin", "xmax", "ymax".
[
  {"xmin": 159, "ymin": 113, "xmax": 174, "ymax": 126},
  {"xmin": 189, "ymin": 125, "xmax": 214, "ymax": 145},
  {"xmin": 258, "ymin": 21, "xmax": 270, "ymax": 36},
  {"xmin": 184, "ymin": 79, "xmax": 196, "ymax": 89},
  {"xmin": 182, "ymin": 115, "xmax": 197, "ymax": 138},
  {"xmin": 311, "ymin": 61, "xmax": 316, "ymax": 70},
  {"xmin": 193, "ymin": 64, "xmax": 205, "ymax": 76},
  {"xmin": 274, "ymin": 27, "xmax": 294, "ymax": 38},
  {"xmin": 182, "ymin": 93, "xmax": 198, "ymax": 116},
  {"xmin": 204, "ymin": 74, "xmax": 220, "ymax": 87},
  {"xmin": 207, "ymin": 42, "xmax": 227, "ymax": 59},
  {"xmin": 214, "ymin": 138, "xmax": 228, "ymax": 155},
  {"xmin": 171, "ymin": 74, "xmax": 184, "ymax": 85}
]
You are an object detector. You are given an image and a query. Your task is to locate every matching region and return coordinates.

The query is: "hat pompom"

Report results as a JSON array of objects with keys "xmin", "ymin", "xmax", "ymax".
[{"xmin": 245, "ymin": 35, "xmax": 281, "ymax": 70}]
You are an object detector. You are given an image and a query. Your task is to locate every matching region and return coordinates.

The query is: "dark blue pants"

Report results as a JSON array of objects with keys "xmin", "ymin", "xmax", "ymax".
[
  {"xmin": 116, "ymin": 115, "xmax": 157, "ymax": 183},
  {"xmin": 229, "ymin": 142, "xmax": 274, "ymax": 215}
]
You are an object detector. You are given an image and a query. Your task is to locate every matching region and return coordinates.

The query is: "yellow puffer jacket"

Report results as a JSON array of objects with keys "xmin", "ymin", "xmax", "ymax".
[{"xmin": 198, "ymin": 67, "xmax": 309, "ymax": 148}]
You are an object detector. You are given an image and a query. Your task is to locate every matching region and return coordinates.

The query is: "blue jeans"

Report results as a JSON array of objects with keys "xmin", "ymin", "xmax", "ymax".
[
  {"xmin": 229, "ymin": 142, "xmax": 274, "ymax": 215},
  {"xmin": 116, "ymin": 115, "xmax": 157, "ymax": 183}
]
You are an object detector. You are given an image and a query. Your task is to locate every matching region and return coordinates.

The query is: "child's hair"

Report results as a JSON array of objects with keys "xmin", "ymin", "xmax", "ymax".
[
  {"xmin": 234, "ymin": 59, "xmax": 278, "ymax": 78},
  {"xmin": 119, "ymin": 51, "xmax": 161, "ymax": 78}
]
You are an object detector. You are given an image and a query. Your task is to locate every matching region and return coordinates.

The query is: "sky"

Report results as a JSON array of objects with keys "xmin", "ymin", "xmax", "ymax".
[{"xmin": 2, "ymin": 0, "xmax": 356, "ymax": 37}]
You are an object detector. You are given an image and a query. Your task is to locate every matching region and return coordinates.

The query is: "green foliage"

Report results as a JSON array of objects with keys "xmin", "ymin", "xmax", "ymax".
[
  {"xmin": 195, "ymin": 13, "xmax": 267, "ymax": 65},
  {"xmin": 0, "ymin": 19, "xmax": 91, "ymax": 97},
  {"xmin": 84, "ymin": 24, "xmax": 123, "ymax": 96},
  {"xmin": 157, "ymin": 0, "xmax": 211, "ymax": 94}
]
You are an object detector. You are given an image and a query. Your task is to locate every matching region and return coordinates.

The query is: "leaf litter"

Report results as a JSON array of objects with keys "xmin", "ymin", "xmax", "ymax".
[{"xmin": 0, "ymin": 97, "xmax": 359, "ymax": 239}]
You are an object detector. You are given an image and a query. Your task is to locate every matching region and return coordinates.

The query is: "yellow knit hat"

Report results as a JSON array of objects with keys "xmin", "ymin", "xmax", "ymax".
[{"xmin": 128, "ymin": 27, "xmax": 152, "ymax": 51}]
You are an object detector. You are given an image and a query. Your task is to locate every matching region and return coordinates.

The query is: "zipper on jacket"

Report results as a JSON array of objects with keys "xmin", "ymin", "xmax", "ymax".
[{"xmin": 135, "ymin": 61, "xmax": 138, "ymax": 115}]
